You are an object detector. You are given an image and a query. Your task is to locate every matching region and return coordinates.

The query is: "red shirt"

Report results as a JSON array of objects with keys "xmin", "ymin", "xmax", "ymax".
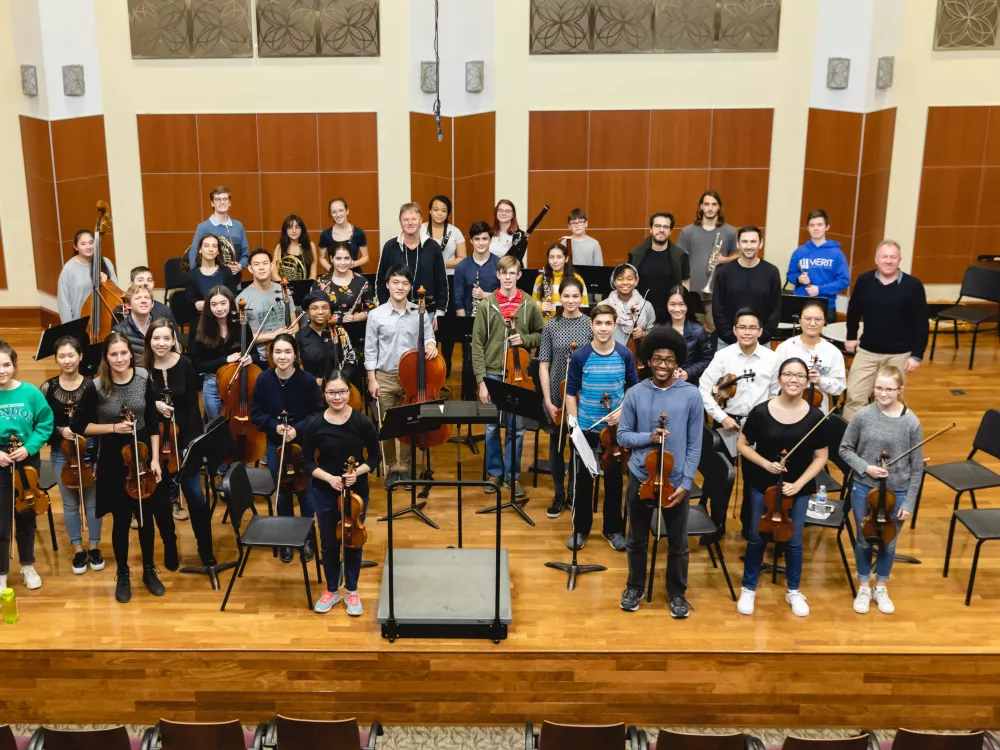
[{"xmin": 495, "ymin": 288, "xmax": 523, "ymax": 320}]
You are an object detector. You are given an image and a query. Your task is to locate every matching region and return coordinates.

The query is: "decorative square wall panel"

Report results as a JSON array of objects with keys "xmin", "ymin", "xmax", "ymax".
[
  {"xmin": 256, "ymin": 0, "xmax": 380, "ymax": 57},
  {"xmin": 934, "ymin": 0, "xmax": 1000, "ymax": 50},
  {"xmin": 128, "ymin": 0, "xmax": 253, "ymax": 59},
  {"xmin": 530, "ymin": 0, "xmax": 781, "ymax": 55}
]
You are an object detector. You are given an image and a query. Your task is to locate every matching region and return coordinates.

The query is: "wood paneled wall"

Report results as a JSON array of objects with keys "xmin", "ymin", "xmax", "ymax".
[
  {"xmin": 19, "ymin": 114, "xmax": 114, "ymax": 296},
  {"xmin": 913, "ymin": 106, "xmax": 1000, "ymax": 284},
  {"xmin": 409, "ymin": 112, "xmax": 496, "ymax": 233},
  {"xmin": 136, "ymin": 113, "xmax": 379, "ymax": 275},
  {"xmin": 527, "ymin": 109, "xmax": 773, "ymax": 267},
  {"xmin": 799, "ymin": 107, "xmax": 896, "ymax": 284}
]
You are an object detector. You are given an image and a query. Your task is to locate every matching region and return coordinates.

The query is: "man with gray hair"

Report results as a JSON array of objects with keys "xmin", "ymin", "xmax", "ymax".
[
  {"xmin": 842, "ymin": 239, "xmax": 928, "ymax": 421},
  {"xmin": 375, "ymin": 202, "xmax": 448, "ymax": 328}
]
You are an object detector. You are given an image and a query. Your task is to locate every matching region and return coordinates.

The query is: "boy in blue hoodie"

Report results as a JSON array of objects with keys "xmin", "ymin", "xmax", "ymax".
[
  {"xmin": 616, "ymin": 326, "xmax": 703, "ymax": 618},
  {"xmin": 787, "ymin": 209, "xmax": 850, "ymax": 322}
]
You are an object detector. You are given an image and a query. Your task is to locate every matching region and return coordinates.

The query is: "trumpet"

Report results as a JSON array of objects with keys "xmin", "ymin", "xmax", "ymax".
[{"xmin": 701, "ymin": 231, "xmax": 724, "ymax": 296}]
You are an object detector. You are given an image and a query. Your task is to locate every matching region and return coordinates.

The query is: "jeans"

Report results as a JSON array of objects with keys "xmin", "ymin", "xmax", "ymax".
[
  {"xmin": 549, "ymin": 429, "xmax": 567, "ymax": 500},
  {"xmin": 0, "ymin": 456, "xmax": 37, "ymax": 575},
  {"xmin": 266, "ymin": 441, "xmax": 315, "ymax": 519},
  {"xmin": 483, "ymin": 375, "xmax": 526, "ymax": 481},
  {"xmin": 202, "ymin": 374, "xmax": 222, "ymax": 421},
  {"xmin": 742, "ymin": 487, "xmax": 809, "ymax": 591},
  {"xmin": 51, "ymin": 448, "xmax": 102, "ymax": 546},
  {"xmin": 166, "ymin": 468, "xmax": 216, "ymax": 563},
  {"xmin": 851, "ymin": 479, "xmax": 907, "ymax": 582},
  {"xmin": 316, "ymin": 492, "xmax": 369, "ymax": 592},
  {"xmin": 572, "ymin": 431, "xmax": 624, "ymax": 538},
  {"xmin": 625, "ymin": 474, "xmax": 688, "ymax": 596}
]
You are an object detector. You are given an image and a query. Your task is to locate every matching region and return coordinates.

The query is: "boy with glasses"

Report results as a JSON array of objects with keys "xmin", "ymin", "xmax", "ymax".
[
  {"xmin": 560, "ymin": 208, "xmax": 603, "ymax": 266},
  {"xmin": 188, "ymin": 186, "xmax": 249, "ymax": 274}
]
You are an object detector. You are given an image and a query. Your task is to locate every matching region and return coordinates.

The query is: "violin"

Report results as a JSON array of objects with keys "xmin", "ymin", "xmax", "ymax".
[
  {"xmin": 862, "ymin": 450, "xmax": 896, "ymax": 548},
  {"xmin": 503, "ymin": 311, "xmax": 534, "ymax": 390},
  {"xmin": 158, "ymin": 385, "xmax": 181, "ymax": 476},
  {"xmin": 711, "ymin": 370, "xmax": 756, "ymax": 407},
  {"xmin": 598, "ymin": 392, "xmax": 630, "ymax": 473},
  {"xmin": 5, "ymin": 435, "xmax": 50, "ymax": 516},
  {"xmin": 337, "ymin": 456, "xmax": 368, "ymax": 550},
  {"xmin": 120, "ymin": 406, "xmax": 158, "ymax": 525},
  {"xmin": 273, "ymin": 411, "xmax": 308, "ymax": 495},
  {"xmin": 639, "ymin": 413, "xmax": 674, "ymax": 507},
  {"xmin": 60, "ymin": 399, "xmax": 95, "ymax": 490},
  {"xmin": 81, "ymin": 200, "xmax": 125, "ymax": 344},
  {"xmin": 624, "ymin": 302, "xmax": 648, "ymax": 380},
  {"xmin": 552, "ymin": 342, "xmax": 578, "ymax": 429},
  {"xmin": 397, "ymin": 287, "xmax": 451, "ymax": 448},
  {"xmin": 328, "ymin": 318, "xmax": 363, "ymax": 410},
  {"xmin": 217, "ymin": 298, "xmax": 266, "ymax": 464},
  {"xmin": 806, "ymin": 355, "xmax": 824, "ymax": 408}
]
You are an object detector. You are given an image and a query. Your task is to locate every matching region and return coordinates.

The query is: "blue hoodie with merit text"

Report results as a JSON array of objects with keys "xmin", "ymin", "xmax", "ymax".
[{"xmin": 787, "ymin": 239, "xmax": 851, "ymax": 311}]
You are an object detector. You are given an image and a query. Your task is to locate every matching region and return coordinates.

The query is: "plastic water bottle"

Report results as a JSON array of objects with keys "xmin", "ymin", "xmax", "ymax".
[
  {"xmin": 816, "ymin": 484, "xmax": 828, "ymax": 510},
  {"xmin": 1, "ymin": 588, "xmax": 18, "ymax": 624}
]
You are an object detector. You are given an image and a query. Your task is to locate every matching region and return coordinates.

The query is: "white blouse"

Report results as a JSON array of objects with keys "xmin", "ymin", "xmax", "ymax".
[{"xmin": 420, "ymin": 222, "xmax": 465, "ymax": 276}]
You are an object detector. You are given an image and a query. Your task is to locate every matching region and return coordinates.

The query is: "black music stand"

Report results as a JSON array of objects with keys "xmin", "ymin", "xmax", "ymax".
[
  {"xmin": 178, "ymin": 418, "xmax": 239, "ymax": 590},
  {"xmin": 517, "ymin": 270, "xmax": 540, "ymax": 295},
  {"xmin": 476, "ymin": 379, "xmax": 544, "ymax": 527},
  {"xmin": 288, "ymin": 279, "xmax": 314, "ymax": 309},
  {"xmin": 376, "ymin": 401, "xmax": 443, "ymax": 529},
  {"xmin": 436, "ymin": 315, "xmax": 484, "ymax": 453},
  {"xmin": 34, "ymin": 318, "xmax": 103, "ymax": 375},
  {"xmin": 575, "ymin": 264, "xmax": 616, "ymax": 305},
  {"xmin": 775, "ymin": 295, "xmax": 828, "ymax": 341}
]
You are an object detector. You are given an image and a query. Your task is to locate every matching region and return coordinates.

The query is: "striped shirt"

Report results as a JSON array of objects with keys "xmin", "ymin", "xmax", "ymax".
[{"xmin": 566, "ymin": 342, "xmax": 638, "ymax": 432}]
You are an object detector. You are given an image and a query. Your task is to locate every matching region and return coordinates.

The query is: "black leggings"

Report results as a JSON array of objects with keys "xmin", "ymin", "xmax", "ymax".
[
  {"xmin": 110, "ymin": 490, "xmax": 175, "ymax": 572},
  {"xmin": 0, "ymin": 457, "xmax": 39, "ymax": 575}
]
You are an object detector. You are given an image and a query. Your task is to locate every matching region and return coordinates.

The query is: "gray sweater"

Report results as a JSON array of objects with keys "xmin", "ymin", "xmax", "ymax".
[
  {"xmin": 839, "ymin": 403, "xmax": 924, "ymax": 509},
  {"xmin": 57, "ymin": 257, "xmax": 118, "ymax": 323}
]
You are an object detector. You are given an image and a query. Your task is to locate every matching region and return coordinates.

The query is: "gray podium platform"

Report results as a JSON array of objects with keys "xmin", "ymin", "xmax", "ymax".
[{"xmin": 377, "ymin": 548, "xmax": 511, "ymax": 640}]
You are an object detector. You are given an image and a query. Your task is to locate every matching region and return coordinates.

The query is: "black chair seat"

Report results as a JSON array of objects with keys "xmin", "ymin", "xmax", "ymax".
[
  {"xmin": 686, "ymin": 504, "xmax": 715, "ymax": 536},
  {"xmin": 804, "ymin": 498, "xmax": 847, "ymax": 530},
  {"xmin": 689, "ymin": 481, "xmax": 702, "ymax": 500},
  {"xmin": 925, "ymin": 461, "xmax": 1000, "ymax": 492},
  {"xmin": 954, "ymin": 508, "xmax": 1000, "ymax": 540},
  {"xmin": 937, "ymin": 305, "xmax": 997, "ymax": 324},
  {"xmin": 241, "ymin": 515, "xmax": 315, "ymax": 547},
  {"xmin": 815, "ymin": 468, "xmax": 842, "ymax": 495},
  {"xmin": 215, "ymin": 467, "xmax": 276, "ymax": 496}
]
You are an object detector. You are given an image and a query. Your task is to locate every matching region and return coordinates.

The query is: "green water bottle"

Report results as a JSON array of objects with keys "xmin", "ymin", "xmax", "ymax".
[{"xmin": 1, "ymin": 587, "xmax": 18, "ymax": 624}]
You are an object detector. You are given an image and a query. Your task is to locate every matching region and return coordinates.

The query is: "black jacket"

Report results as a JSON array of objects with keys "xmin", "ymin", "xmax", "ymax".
[
  {"xmin": 375, "ymin": 236, "xmax": 448, "ymax": 313},
  {"xmin": 627, "ymin": 237, "xmax": 688, "ymax": 285}
]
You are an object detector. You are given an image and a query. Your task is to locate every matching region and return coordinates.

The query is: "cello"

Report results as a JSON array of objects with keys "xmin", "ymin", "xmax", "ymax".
[
  {"xmin": 81, "ymin": 200, "xmax": 125, "ymax": 344},
  {"xmin": 503, "ymin": 312, "xmax": 534, "ymax": 391},
  {"xmin": 120, "ymin": 405, "xmax": 158, "ymax": 527},
  {"xmin": 397, "ymin": 287, "xmax": 451, "ymax": 448},
  {"xmin": 5, "ymin": 435, "xmax": 50, "ymax": 517},
  {"xmin": 60, "ymin": 399, "xmax": 95, "ymax": 491},
  {"xmin": 217, "ymin": 298, "xmax": 266, "ymax": 464}
]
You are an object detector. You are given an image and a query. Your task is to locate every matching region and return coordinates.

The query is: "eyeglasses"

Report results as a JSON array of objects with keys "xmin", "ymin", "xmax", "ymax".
[
  {"xmin": 735, "ymin": 325, "xmax": 760, "ymax": 332},
  {"xmin": 874, "ymin": 386, "xmax": 899, "ymax": 394},
  {"xmin": 652, "ymin": 224, "xmax": 672, "ymax": 231},
  {"xmin": 325, "ymin": 389, "xmax": 351, "ymax": 397},
  {"xmin": 801, "ymin": 317, "xmax": 825, "ymax": 324},
  {"xmin": 569, "ymin": 219, "xmax": 586, "ymax": 226},
  {"xmin": 649, "ymin": 356, "xmax": 677, "ymax": 365},
  {"xmin": 780, "ymin": 372, "xmax": 808, "ymax": 381}
]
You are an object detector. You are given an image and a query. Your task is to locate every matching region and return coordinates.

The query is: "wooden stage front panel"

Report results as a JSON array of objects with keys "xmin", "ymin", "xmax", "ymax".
[{"xmin": 1, "ymin": 330, "xmax": 1000, "ymax": 729}]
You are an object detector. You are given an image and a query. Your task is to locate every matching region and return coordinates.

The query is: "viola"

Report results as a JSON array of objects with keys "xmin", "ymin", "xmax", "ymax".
[
  {"xmin": 60, "ymin": 399, "xmax": 95, "ymax": 490},
  {"xmin": 120, "ymin": 406, "xmax": 158, "ymax": 525},
  {"xmin": 5, "ymin": 435, "xmax": 50, "ymax": 516},
  {"xmin": 711, "ymin": 370, "xmax": 756, "ymax": 407},
  {"xmin": 217, "ymin": 298, "xmax": 266, "ymax": 464},
  {"xmin": 398, "ymin": 287, "xmax": 451, "ymax": 448},
  {"xmin": 81, "ymin": 200, "xmax": 125, "ymax": 345},
  {"xmin": 862, "ymin": 450, "xmax": 896, "ymax": 548},
  {"xmin": 273, "ymin": 410, "xmax": 309, "ymax": 495},
  {"xmin": 638, "ymin": 413, "xmax": 674, "ymax": 507},
  {"xmin": 806, "ymin": 354, "xmax": 824, "ymax": 408},
  {"xmin": 337, "ymin": 456, "xmax": 368, "ymax": 550},
  {"xmin": 503, "ymin": 311, "xmax": 534, "ymax": 391},
  {"xmin": 598, "ymin": 392, "xmax": 630, "ymax": 474},
  {"xmin": 328, "ymin": 318, "xmax": 363, "ymax": 411},
  {"xmin": 552, "ymin": 342, "xmax": 578, "ymax": 429},
  {"xmin": 158, "ymin": 385, "xmax": 181, "ymax": 476}
]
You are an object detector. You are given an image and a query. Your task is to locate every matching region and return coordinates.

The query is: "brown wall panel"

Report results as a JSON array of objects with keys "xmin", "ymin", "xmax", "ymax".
[
  {"xmin": 318, "ymin": 113, "xmax": 379, "ymax": 173},
  {"xmin": 196, "ymin": 114, "xmax": 259, "ymax": 173},
  {"xmin": 916, "ymin": 167, "xmax": 981, "ymax": 227},
  {"xmin": 984, "ymin": 107, "xmax": 1000, "ymax": 166},
  {"xmin": 586, "ymin": 229, "xmax": 648, "ymax": 267},
  {"xmin": 647, "ymin": 169, "xmax": 709, "ymax": 219},
  {"xmin": 453, "ymin": 173, "xmax": 496, "ymax": 230},
  {"xmin": 145, "ymin": 233, "xmax": 191, "ymax": 279},
  {"xmin": 50, "ymin": 115, "xmax": 108, "ymax": 182},
  {"xmin": 856, "ymin": 170, "xmax": 891, "ymax": 235},
  {"xmin": 527, "ymin": 229, "xmax": 568, "ymax": 267},
  {"xmin": 319, "ymin": 172, "xmax": 379, "ymax": 231},
  {"xmin": 851, "ymin": 230, "xmax": 880, "ymax": 280},
  {"xmin": 800, "ymin": 170, "xmax": 858, "ymax": 229},
  {"xmin": 454, "ymin": 112, "xmax": 496, "ymax": 179},
  {"xmin": 410, "ymin": 112, "xmax": 453, "ymax": 179},
  {"xmin": 32, "ymin": 237, "xmax": 62, "ymax": 296},
  {"xmin": 137, "ymin": 114, "xmax": 199, "ymax": 174},
  {"xmin": 21, "ymin": 116, "xmax": 60, "ymax": 296},
  {"xmin": 141, "ymin": 173, "xmax": 203, "ymax": 232},
  {"xmin": 410, "ymin": 173, "xmax": 453, "ymax": 226},
  {"xmin": 976, "ymin": 167, "xmax": 1000, "ymax": 226},
  {"xmin": 708, "ymin": 169, "xmax": 769, "ymax": 228},
  {"xmin": 56, "ymin": 175, "xmax": 111, "ymax": 245},
  {"xmin": 861, "ymin": 108, "xmax": 896, "ymax": 175},
  {"xmin": 923, "ymin": 107, "xmax": 989, "ymax": 168},
  {"xmin": 528, "ymin": 171, "xmax": 588, "ymax": 232},
  {"xmin": 528, "ymin": 111, "xmax": 588, "ymax": 171},
  {"xmin": 20, "ymin": 115, "xmax": 53, "ymax": 182},
  {"xmin": 587, "ymin": 170, "xmax": 648, "ymax": 229},
  {"xmin": 804, "ymin": 109, "xmax": 863, "ymax": 174},
  {"xmin": 198, "ymin": 173, "xmax": 263, "ymax": 231},
  {"xmin": 975, "ymin": 226, "xmax": 1000, "ymax": 256},
  {"xmin": 649, "ymin": 110, "xmax": 711, "ymax": 169},
  {"xmin": 710, "ymin": 109, "xmax": 773, "ymax": 169},
  {"xmin": 257, "ymin": 113, "xmax": 319, "ymax": 173},
  {"xmin": 26, "ymin": 177, "xmax": 60, "ymax": 243},
  {"xmin": 912, "ymin": 226, "xmax": 977, "ymax": 284},
  {"xmin": 589, "ymin": 110, "xmax": 650, "ymax": 170},
  {"xmin": 260, "ymin": 172, "xmax": 321, "ymax": 231}
]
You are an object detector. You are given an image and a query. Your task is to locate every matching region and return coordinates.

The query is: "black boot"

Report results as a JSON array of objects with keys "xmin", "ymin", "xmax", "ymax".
[
  {"xmin": 163, "ymin": 541, "xmax": 179, "ymax": 572},
  {"xmin": 143, "ymin": 565, "xmax": 166, "ymax": 596},
  {"xmin": 115, "ymin": 568, "xmax": 131, "ymax": 603}
]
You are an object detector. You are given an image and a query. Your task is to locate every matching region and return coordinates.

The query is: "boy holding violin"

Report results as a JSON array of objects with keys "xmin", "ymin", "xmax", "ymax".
[
  {"xmin": 564, "ymin": 304, "xmax": 638, "ymax": 553},
  {"xmin": 615, "ymin": 327, "xmax": 703, "ymax": 617}
]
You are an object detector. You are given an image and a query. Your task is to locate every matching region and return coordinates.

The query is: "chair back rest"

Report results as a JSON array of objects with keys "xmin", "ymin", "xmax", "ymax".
[
  {"xmin": 893, "ymin": 729, "xmax": 985, "ymax": 750},
  {"xmin": 959, "ymin": 265, "xmax": 1000, "ymax": 304},
  {"xmin": 159, "ymin": 719, "xmax": 246, "ymax": 750},
  {"xmin": 43, "ymin": 726, "xmax": 132, "ymax": 750},
  {"xmin": 276, "ymin": 715, "xmax": 361, "ymax": 750},
  {"xmin": 782, "ymin": 735, "xmax": 870, "ymax": 750},
  {"xmin": 702, "ymin": 451, "xmax": 735, "ymax": 511},
  {"xmin": 222, "ymin": 462, "xmax": 255, "ymax": 534},
  {"xmin": 703, "ymin": 425, "xmax": 724, "ymax": 458},
  {"xmin": 653, "ymin": 730, "xmax": 747, "ymax": 750},
  {"xmin": 538, "ymin": 720, "xmax": 625, "ymax": 749},
  {"xmin": 163, "ymin": 257, "xmax": 186, "ymax": 291},
  {"xmin": 826, "ymin": 413, "xmax": 852, "ymax": 479},
  {"xmin": 0, "ymin": 726, "xmax": 16, "ymax": 750},
  {"xmin": 973, "ymin": 409, "xmax": 1000, "ymax": 461}
]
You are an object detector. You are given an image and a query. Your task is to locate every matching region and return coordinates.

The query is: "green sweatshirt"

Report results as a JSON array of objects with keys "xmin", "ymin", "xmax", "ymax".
[
  {"xmin": 471, "ymin": 292, "xmax": 545, "ymax": 383},
  {"xmin": 0, "ymin": 382, "xmax": 54, "ymax": 457}
]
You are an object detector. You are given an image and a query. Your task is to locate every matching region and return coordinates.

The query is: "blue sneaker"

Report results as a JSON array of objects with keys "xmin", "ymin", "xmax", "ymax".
[
  {"xmin": 345, "ymin": 590, "xmax": 363, "ymax": 616},
  {"xmin": 314, "ymin": 590, "xmax": 341, "ymax": 613}
]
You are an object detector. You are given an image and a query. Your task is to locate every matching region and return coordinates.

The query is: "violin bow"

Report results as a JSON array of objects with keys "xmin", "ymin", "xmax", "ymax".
[
  {"xmin": 655, "ymin": 414, "xmax": 668, "ymax": 540},
  {"xmin": 226, "ymin": 303, "xmax": 278, "ymax": 391},
  {"xmin": 885, "ymin": 422, "xmax": 956, "ymax": 467},
  {"xmin": 129, "ymin": 414, "xmax": 145, "ymax": 527},
  {"xmin": 556, "ymin": 344, "xmax": 577, "ymax": 451},
  {"xmin": 587, "ymin": 403, "xmax": 624, "ymax": 432},
  {"xmin": 8, "ymin": 438, "xmax": 13, "ymax": 561},
  {"xmin": 780, "ymin": 407, "xmax": 837, "ymax": 467},
  {"xmin": 65, "ymin": 399, "xmax": 89, "ymax": 536},
  {"xmin": 272, "ymin": 411, "xmax": 290, "ymax": 507},
  {"xmin": 624, "ymin": 289, "xmax": 651, "ymax": 344}
]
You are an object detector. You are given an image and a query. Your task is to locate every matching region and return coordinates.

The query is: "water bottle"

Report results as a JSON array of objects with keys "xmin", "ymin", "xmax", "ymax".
[
  {"xmin": 1, "ymin": 588, "xmax": 18, "ymax": 624},
  {"xmin": 816, "ymin": 484, "xmax": 828, "ymax": 510}
]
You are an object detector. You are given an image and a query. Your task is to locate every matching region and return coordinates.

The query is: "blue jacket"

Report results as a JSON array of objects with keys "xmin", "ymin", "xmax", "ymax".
[
  {"xmin": 616, "ymin": 378, "xmax": 703, "ymax": 490},
  {"xmin": 681, "ymin": 320, "xmax": 712, "ymax": 384},
  {"xmin": 787, "ymin": 239, "xmax": 850, "ymax": 308},
  {"xmin": 453, "ymin": 254, "xmax": 500, "ymax": 316}
]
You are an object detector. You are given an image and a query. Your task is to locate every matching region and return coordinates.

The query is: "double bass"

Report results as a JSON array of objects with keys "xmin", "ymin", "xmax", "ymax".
[
  {"xmin": 5, "ymin": 435, "xmax": 50, "ymax": 517},
  {"xmin": 82, "ymin": 201, "xmax": 125, "ymax": 344},
  {"xmin": 503, "ymin": 312, "xmax": 534, "ymax": 391},
  {"xmin": 397, "ymin": 287, "xmax": 451, "ymax": 448},
  {"xmin": 60, "ymin": 399, "xmax": 95, "ymax": 491},
  {"xmin": 217, "ymin": 299, "xmax": 266, "ymax": 464},
  {"xmin": 120, "ymin": 405, "xmax": 157, "ymax": 526}
]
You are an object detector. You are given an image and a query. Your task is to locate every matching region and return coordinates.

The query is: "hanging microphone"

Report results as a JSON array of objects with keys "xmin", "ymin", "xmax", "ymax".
[{"xmin": 436, "ymin": 112, "xmax": 442, "ymax": 142}]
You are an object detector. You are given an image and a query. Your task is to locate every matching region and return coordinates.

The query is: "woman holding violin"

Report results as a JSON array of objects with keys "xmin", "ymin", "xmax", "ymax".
[
  {"xmin": 616, "ymin": 327, "xmax": 703, "ymax": 617},
  {"xmin": 250, "ymin": 334, "xmax": 321, "ymax": 564},
  {"xmin": 736, "ymin": 357, "xmax": 828, "ymax": 618},
  {"xmin": 538, "ymin": 277, "xmax": 592, "ymax": 518},
  {"xmin": 71, "ymin": 332, "xmax": 172, "ymax": 604},
  {"xmin": 301, "ymin": 370, "xmax": 381, "ymax": 616},
  {"xmin": 40, "ymin": 336, "xmax": 104, "ymax": 575},
  {"xmin": 839, "ymin": 365, "xmax": 923, "ymax": 615},
  {"xmin": 143, "ymin": 320, "xmax": 219, "ymax": 568},
  {"xmin": 0, "ymin": 341, "xmax": 53, "ymax": 592},
  {"xmin": 773, "ymin": 299, "xmax": 846, "ymax": 414},
  {"xmin": 605, "ymin": 264, "xmax": 654, "ymax": 347}
]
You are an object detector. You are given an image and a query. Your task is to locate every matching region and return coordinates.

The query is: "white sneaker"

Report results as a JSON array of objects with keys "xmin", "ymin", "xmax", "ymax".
[
  {"xmin": 874, "ymin": 585, "xmax": 895, "ymax": 614},
  {"xmin": 853, "ymin": 586, "xmax": 872, "ymax": 614},
  {"xmin": 737, "ymin": 587, "xmax": 756, "ymax": 615},
  {"xmin": 786, "ymin": 589, "xmax": 809, "ymax": 616},
  {"xmin": 20, "ymin": 565, "xmax": 42, "ymax": 590}
]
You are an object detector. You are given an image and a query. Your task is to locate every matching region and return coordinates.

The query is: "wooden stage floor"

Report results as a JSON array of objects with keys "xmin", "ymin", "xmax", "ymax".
[{"xmin": 2, "ymin": 328, "xmax": 1000, "ymax": 729}]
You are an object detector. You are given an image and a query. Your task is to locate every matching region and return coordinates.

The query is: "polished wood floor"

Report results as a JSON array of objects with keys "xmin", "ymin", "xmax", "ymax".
[{"xmin": 2, "ymin": 326, "xmax": 1000, "ymax": 727}]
